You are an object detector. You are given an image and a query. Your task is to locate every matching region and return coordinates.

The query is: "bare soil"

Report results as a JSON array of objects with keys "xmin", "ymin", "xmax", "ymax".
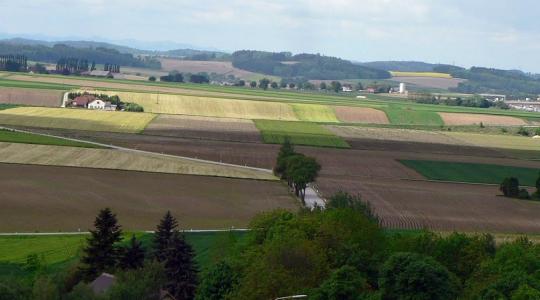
[
  {"xmin": 391, "ymin": 76, "xmax": 467, "ymax": 89},
  {"xmin": 144, "ymin": 114, "xmax": 262, "ymax": 143},
  {"xmin": 21, "ymin": 128, "xmax": 540, "ymax": 233},
  {"xmin": 439, "ymin": 112, "xmax": 528, "ymax": 126},
  {"xmin": 159, "ymin": 59, "xmax": 259, "ymax": 79},
  {"xmin": 0, "ymin": 87, "xmax": 63, "ymax": 107},
  {"xmin": 333, "ymin": 107, "xmax": 389, "ymax": 124},
  {"xmin": 0, "ymin": 163, "xmax": 296, "ymax": 232}
]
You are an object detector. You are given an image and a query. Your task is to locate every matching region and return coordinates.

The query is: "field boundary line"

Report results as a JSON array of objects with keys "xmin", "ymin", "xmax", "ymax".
[
  {"xmin": 0, "ymin": 229, "xmax": 250, "ymax": 236},
  {"xmin": 401, "ymin": 178, "xmax": 535, "ymax": 188},
  {"xmin": 0, "ymin": 126, "xmax": 274, "ymax": 174}
]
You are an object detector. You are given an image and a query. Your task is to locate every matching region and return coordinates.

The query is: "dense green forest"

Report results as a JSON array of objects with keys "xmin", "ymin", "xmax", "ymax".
[
  {"xmin": 0, "ymin": 42, "xmax": 161, "ymax": 69},
  {"xmin": 360, "ymin": 61, "xmax": 439, "ymax": 72},
  {"xmin": 434, "ymin": 65, "xmax": 540, "ymax": 97},
  {"xmin": 232, "ymin": 50, "xmax": 391, "ymax": 80}
]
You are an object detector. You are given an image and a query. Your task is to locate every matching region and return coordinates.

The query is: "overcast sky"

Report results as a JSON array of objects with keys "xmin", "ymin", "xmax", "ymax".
[{"xmin": 1, "ymin": 0, "xmax": 539, "ymax": 72}]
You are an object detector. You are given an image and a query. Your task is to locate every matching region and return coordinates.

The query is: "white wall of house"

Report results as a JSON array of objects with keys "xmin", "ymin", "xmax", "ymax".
[{"xmin": 88, "ymin": 99, "xmax": 106, "ymax": 109}]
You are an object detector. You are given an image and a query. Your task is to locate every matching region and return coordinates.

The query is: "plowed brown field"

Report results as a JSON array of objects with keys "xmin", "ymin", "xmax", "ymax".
[
  {"xmin": 439, "ymin": 112, "xmax": 528, "ymax": 126},
  {"xmin": 0, "ymin": 87, "xmax": 63, "ymax": 106},
  {"xmin": 333, "ymin": 106, "xmax": 389, "ymax": 124},
  {"xmin": 0, "ymin": 163, "xmax": 296, "ymax": 232},
  {"xmin": 144, "ymin": 114, "xmax": 261, "ymax": 142}
]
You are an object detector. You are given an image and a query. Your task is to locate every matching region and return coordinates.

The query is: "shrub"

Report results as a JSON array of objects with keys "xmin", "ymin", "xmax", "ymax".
[
  {"xmin": 518, "ymin": 189, "xmax": 530, "ymax": 200},
  {"xmin": 517, "ymin": 127, "xmax": 530, "ymax": 137},
  {"xmin": 148, "ymin": 76, "xmax": 156, "ymax": 82}
]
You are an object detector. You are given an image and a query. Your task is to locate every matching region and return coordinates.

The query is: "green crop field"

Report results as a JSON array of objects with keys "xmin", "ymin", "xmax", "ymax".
[
  {"xmin": 0, "ymin": 107, "xmax": 156, "ymax": 133},
  {"xmin": 400, "ymin": 160, "xmax": 540, "ymax": 186},
  {"xmin": 255, "ymin": 119, "xmax": 350, "ymax": 148},
  {"xmin": 0, "ymin": 129, "xmax": 102, "ymax": 148},
  {"xmin": 384, "ymin": 105, "xmax": 444, "ymax": 126},
  {"xmin": 0, "ymin": 231, "xmax": 247, "ymax": 279}
]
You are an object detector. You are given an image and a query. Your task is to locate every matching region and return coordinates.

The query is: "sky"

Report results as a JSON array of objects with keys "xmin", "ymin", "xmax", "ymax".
[{"xmin": 1, "ymin": 0, "xmax": 539, "ymax": 72}]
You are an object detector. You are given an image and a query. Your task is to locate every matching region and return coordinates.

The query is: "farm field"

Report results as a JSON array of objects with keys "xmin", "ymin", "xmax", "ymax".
[
  {"xmin": 326, "ymin": 126, "xmax": 462, "ymax": 145},
  {"xmin": 97, "ymin": 90, "xmax": 298, "ymax": 120},
  {"xmin": 384, "ymin": 105, "xmax": 444, "ymax": 126},
  {"xmin": 291, "ymin": 103, "xmax": 339, "ymax": 122},
  {"xmin": 144, "ymin": 114, "xmax": 261, "ymax": 143},
  {"xmin": 317, "ymin": 177, "xmax": 540, "ymax": 233},
  {"xmin": 0, "ymin": 142, "xmax": 276, "ymax": 180},
  {"xmin": 23, "ymin": 127, "xmax": 540, "ymax": 233},
  {"xmin": 254, "ymin": 119, "xmax": 350, "ymax": 148},
  {"xmin": 0, "ymin": 231, "xmax": 248, "ymax": 279},
  {"xmin": 400, "ymin": 160, "xmax": 540, "ymax": 186},
  {"xmin": 0, "ymin": 107, "xmax": 156, "ymax": 133},
  {"xmin": 333, "ymin": 106, "xmax": 389, "ymax": 124},
  {"xmin": 391, "ymin": 76, "xmax": 467, "ymax": 90},
  {"xmin": 159, "ymin": 58, "xmax": 273, "ymax": 81},
  {"xmin": 439, "ymin": 112, "xmax": 528, "ymax": 126},
  {"xmin": 0, "ymin": 86, "xmax": 63, "ymax": 107},
  {"xmin": 0, "ymin": 163, "xmax": 294, "ymax": 232},
  {"xmin": 390, "ymin": 71, "xmax": 452, "ymax": 78},
  {"xmin": 444, "ymin": 131, "xmax": 540, "ymax": 152},
  {"xmin": 0, "ymin": 129, "xmax": 102, "ymax": 148}
]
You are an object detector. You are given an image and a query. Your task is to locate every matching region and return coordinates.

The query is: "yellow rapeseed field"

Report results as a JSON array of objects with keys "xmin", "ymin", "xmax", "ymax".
[
  {"xmin": 390, "ymin": 71, "xmax": 453, "ymax": 79},
  {"xmin": 0, "ymin": 107, "xmax": 156, "ymax": 133}
]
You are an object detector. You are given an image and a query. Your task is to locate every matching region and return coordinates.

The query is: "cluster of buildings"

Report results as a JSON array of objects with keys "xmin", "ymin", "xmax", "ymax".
[{"xmin": 67, "ymin": 94, "xmax": 117, "ymax": 111}]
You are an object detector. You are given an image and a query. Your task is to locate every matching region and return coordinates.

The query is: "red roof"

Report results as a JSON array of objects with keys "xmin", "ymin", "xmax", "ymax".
[{"xmin": 71, "ymin": 95, "xmax": 96, "ymax": 107}]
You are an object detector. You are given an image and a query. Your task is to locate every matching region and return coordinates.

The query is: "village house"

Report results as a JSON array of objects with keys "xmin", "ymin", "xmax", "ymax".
[
  {"xmin": 68, "ymin": 94, "xmax": 95, "ymax": 108},
  {"xmin": 88, "ymin": 98, "xmax": 117, "ymax": 111}
]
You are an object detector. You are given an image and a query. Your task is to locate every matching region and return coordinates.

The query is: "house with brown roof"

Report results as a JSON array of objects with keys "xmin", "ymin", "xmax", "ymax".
[{"xmin": 68, "ymin": 94, "xmax": 96, "ymax": 108}]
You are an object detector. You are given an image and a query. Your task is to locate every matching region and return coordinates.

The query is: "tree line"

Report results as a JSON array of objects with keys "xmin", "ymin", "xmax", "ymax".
[
  {"xmin": 0, "ymin": 42, "xmax": 161, "ymax": 69},
  {"xmin": 0, "ymin": 54, "xmax": 28, "ymax": 72},
  {"xmin": 232, "ymin": 50, "xmax": 391, "ymax": 80},
  {"xmin": 157, "ymin": 71, "xmax": 210, "ymax": 84}
]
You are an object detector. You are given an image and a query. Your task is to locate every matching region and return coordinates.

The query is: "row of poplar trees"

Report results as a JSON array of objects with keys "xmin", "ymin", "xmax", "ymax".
[{"xmin": 79, "ymin": 208, "xmax": 198, "ymax": 299}]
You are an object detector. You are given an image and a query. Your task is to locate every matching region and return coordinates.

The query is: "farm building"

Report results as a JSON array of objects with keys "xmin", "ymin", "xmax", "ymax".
[
  {"xmin": 68, "ymin": 94, "xmax": 94, "ymax": 108},
  {"xmin": 342, "ymin": 85, "xmax": 353, "ymax": 92},
  {"xmin": 82, "ymin": 70, "xmax": 112, "ymax": 77},
  {"xmin": 88, "ymin": 99, "xmax": 117, "ymax": 111}
]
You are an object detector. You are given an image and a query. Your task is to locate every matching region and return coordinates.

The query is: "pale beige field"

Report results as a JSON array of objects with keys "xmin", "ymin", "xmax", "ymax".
[
  {"xmin": 326, "ymin": 126, "xmax": 462, "ymax": 145},
  {"xmin": 91, "ymin": 90, "xmax": 298, "ymax": 120},
  {"xmin": 390, "ymin": 71, "xmax": 452, "ymax": 78},
  {"xmin": 443, "ymin": 131, "xmax": 540, "ymax": 151},
  {"xmin": 439, "ymin": 112, "xmax": 528, "ymax": 126},
  {"xmin": 0, "ymin": 107, "xmax": 155, "ymax": 133},
  {"xmin": 333, "ymin": 106, "xmax": 389, "ymax": 124},
  {"xmin": 159, "ymin": 58, "xmax": 264, "ymax": 80},
  {"xmin": 0, "ymin": 87, "xmax": 63, "ymax": 107},
  {"xmin": 0, "ymin": 142, "xmax": 275, "ymax": 180}
]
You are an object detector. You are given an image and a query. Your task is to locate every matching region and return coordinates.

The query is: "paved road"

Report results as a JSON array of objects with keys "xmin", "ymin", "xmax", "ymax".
[{"xmin": 304, "ymin": 185, "xmax": 326, "ymax": 209}]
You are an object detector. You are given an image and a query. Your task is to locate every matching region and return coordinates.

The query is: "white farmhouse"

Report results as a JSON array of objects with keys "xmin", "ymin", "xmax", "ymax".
[{"xmin": 88, "ymin": 99, "xmax": 117, "ymax": 111}]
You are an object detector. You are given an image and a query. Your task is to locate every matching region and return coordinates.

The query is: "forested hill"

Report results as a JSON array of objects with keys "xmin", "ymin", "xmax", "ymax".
[
  {"xmin": 0, "ymin": 41, "xmax": 161, "ymax": 69},
  {"xmin": 360, "ymin": 61, "xmax": 439, "ymax": 72},
  {"xmin": 232, "ymin": 50, "xmax": 391, "ymax": 80},
  {"xmin": 434, "ymin": 65, "xmax": 540, "ymax": 97}
]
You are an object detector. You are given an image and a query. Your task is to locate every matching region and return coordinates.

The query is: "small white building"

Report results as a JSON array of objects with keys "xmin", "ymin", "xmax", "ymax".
[
  {"xmin": 88, "ymin": 99, "xmax": 117, "ymax": 111},
  {"xmin": 399, "ymin": 83, "xmax": 406, "ymax": 94},
  {"xmin": 342, "ymin": 85, "xmax": 353, "ymax": 92}
]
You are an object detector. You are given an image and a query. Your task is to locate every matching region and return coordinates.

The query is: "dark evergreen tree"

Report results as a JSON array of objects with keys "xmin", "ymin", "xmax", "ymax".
[
  {"xmin": 196, "ymin": 261, "xmax": 237, "ymax": 300},
  {"xmin": 164, "ymin": 231, "xmax": 199, "ymax": 300},
  {"xmin": 80, "ymin": 208, "xmax": 122, "ymax": 281},
  {"xmin": 118, "ymin": 235, "xmax": 145, "ymax": 270},
  {"xmin": 153, "ymin": 211, "xmax": 178, "ymax": 261}
]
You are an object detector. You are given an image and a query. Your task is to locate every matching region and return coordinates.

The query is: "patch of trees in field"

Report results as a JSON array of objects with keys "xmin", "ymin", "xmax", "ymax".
[
  {"xmin": 0, "ymin": 54, "xmax": 28, "ymax": 72},
  {"xmin": 56, "ymin": 58, "xmax": 90, "ymax": 74},
  {"xmin": 232, "ymin": 50, "xmax": 391, "ymax": 80},
  {"xmin": 104, "ymin": 63, "xmax": 120, "ymax": 73},
  {"xmin": 500, "ymin": 173, "xmax": 540, "ymax": 200},
  {"xmin": 0, "ymin": 42, "xmax": 161, "ymax": 69},
  {"xmin": 159, "ymin": 71, "xmax": 210, "ymax": 84}
]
